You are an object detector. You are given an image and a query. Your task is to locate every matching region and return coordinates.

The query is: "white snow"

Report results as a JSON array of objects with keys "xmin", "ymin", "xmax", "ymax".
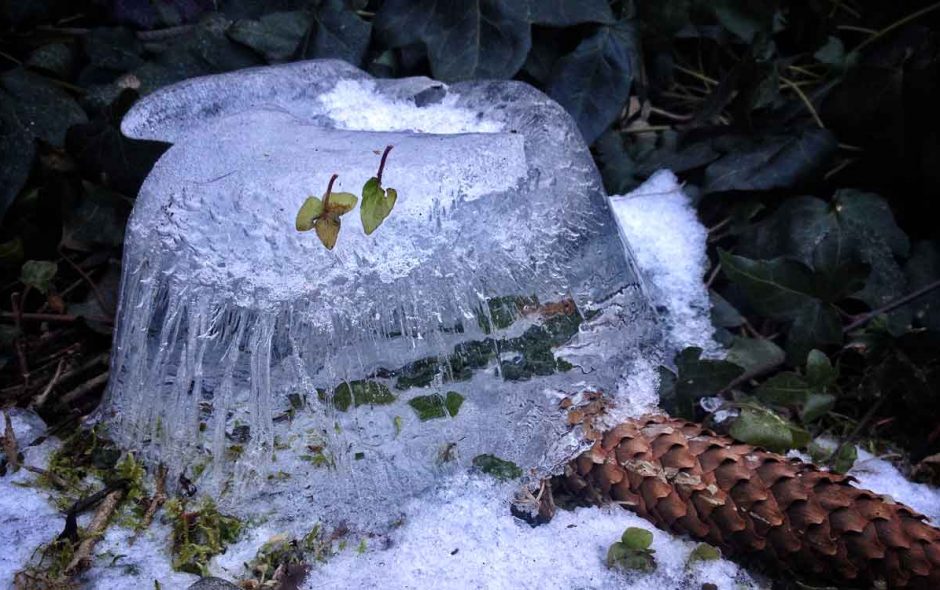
[
  {"xmin": 80, "ymin": 521, "xmax": 198, "ymax": 590},
  {"xmin": 610, "ymin": 170, "xmax": 716, "ymax": 353},
  {"xmin": 319, "ymin": 79, "xmax": 502, "ymax": 134},
  {"xmin": 0, "ymin": 410, "xmax": 65, "ymax": 589},
  {"xmin": 300, "ymin": 473, "xmax": 760, "ymax": 590},
  {"xmin": 850, "ymin": 447, "xmax": 940, "ymax": 524}
]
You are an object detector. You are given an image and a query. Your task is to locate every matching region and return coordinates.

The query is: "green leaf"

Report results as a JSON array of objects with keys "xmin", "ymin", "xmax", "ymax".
[
  {"xmin": 546, "ymin": 22, "xmax": 637, "ymax": 144},
  {"xmin": 718, "ymin": 250, "xmax": 817, "ymax": 320},
  {"xmin": 0, "ymin": 68, "xmax": 87, "ymax": 147},
  {"xmin": 709, "ymin": 290, "xmax": 744, "ymax": 328},
  {"xmin": 831, "ymin": 444, "xmax": 857, "ymax": 474},
  {"xmin": 325, "ymin": 192, "xmax": 358, "ymax": 215},
  {"xmin": 688, "ymin": 543, "xmax": 721, "ymax": 563},
  {"xmin": 295, "ymin": 196, "xmax": 324, "ymax": 231},
  {"xmin": 671, "ymin": 347, "xmax": 743, "ymax": 418},
  {"xmin": 315, "ymin": 216, "xmax": 341, "ymax": 250},
  {"xmin": 472, "ymin": 454, "xmax": 522, "ymax": 480},
  {"xmin": 62, "ymin": 182, "xmax": 132, "ymax": 250},
  {"xmin": 703, "ymin": 129, "xmax": 836, "ymax": 194},
  {"xmin": 444, "ymin": 391, "xmax": 464, "ymax": 417},
  {"xmin": 729, "ymin": 407, "xmax": 810, "ymax": 453},
  {"xmin": 800, "ymin": 393, "xmax": 835, "ymax": 424},
  {"xmin": 330, "ymin": 381, "xmax": 396, "ymax": 412},
  {"xmin": 726, "ymin": 337, "xmax": 784, "ymax": 375},
  {"xmin": 814, "ymin": 36, "xmax": 846, "ymax": 67},
  {"xmin": 0, "ymin": 91, "xmax": 35, "ymax": 220},
  {"xmin": 805, "ymin": 349, "xmax": 837, "ymax": 389},
  {"xmin": 786, "ymin": 302, "xmax": 842, "ymax": 364},
  {"xmin": 755, "ymin": 372, "xmax": 811, "ymax": 406},
  {"xmin": 527, "ymin": 0, "xmax": 614, "ymax": 26},
  {"xmin": 607, "ymin": 542, "xmax": 656, "ymax": 572},
  {"xmin": 904, "ymin": 240, "xmax": 940, "ymax": 330},
  {"xmin": 375, "ymin": 0, "xmax": 531, "ymax": 81},
  {"xmin": 710, "ymin": 0, "xmax": 777, "ymax": 43},
  {"xmin": 621, "ymin": 527, "xmax": 653, "ymax": 551},
  {"xmin": 20, "ymin": 260, "xmax": 57, "ymax": 294},
  {"xmin": 360, "ymin": 177, "xmax": 397, "ymax": 235},
  {"xmin": 308, "ymin": 0, "xmax": 373, "ymax": 66},
  {"xmin": 227, "ymin": 11, "xmax": 313, "ymax": 61}
]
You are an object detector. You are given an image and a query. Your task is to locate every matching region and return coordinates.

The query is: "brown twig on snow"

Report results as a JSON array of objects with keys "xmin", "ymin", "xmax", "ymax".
[
  {"xmin": 137, "ymin": 464, "xmax": 168, "ymax": 534},
  {"xmin": 22, "ymin": 464, "xmax": 71, "ymax": 490},
  {"xmin": 3, "ymin": 410, "xmax": 20, "ymax": 472},
  {"xmin": 64, "ymin": 488, "xmax": 124, "ymax": 576}
]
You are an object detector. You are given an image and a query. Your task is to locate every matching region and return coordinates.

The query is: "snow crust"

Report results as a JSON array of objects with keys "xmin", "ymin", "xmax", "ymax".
[
  {"xmin": 610, "ymin": 170, "xmax": 716, "ymax": 353},
  {"xmin": 298, "ymin": 473, "xmax": 760, "ymax": 590},
  {"xmin": 320, "ymin": 79, "xmax": 502, "ymax": 134}
]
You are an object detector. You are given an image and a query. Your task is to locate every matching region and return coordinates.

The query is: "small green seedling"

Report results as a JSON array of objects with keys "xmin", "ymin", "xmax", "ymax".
[
  {"xmin": 295, "ymin": 173, "xmax": 358, "ymax": 250},
  {"xmin": 607, "ymin": 527, "xmax": 656, "ymax": 573},
  {"xmin": 360, "ymin": 145, "xmax": 398, "ymax": 235}
]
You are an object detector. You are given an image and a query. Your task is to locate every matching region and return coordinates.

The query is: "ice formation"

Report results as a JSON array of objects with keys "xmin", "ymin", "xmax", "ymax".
[{"xmin": 105, "ymin": 59, "xmax": 663, "ymax": 525}]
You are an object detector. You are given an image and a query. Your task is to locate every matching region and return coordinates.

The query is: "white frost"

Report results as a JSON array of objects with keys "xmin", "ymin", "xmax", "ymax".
[{"xmin": 610, "ymin": 170, "xmax": 716, "ymax": 353}]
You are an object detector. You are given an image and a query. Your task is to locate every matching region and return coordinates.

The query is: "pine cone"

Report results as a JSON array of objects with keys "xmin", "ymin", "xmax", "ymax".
[{"xmin": 559, "ymin": 414, "xmax": 940, "ymax": 589}]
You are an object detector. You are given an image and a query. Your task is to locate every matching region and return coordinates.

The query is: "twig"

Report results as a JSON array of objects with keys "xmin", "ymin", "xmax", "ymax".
[
  {"xmin": 3, "ymin": 410, "xmax": 20, "ymax": 472},
  {"xmin": 64, "ymin": 488, "xmax": 124, "ymax": 576},
  {"xmin": 843, "ymin": 279, "xmax": 940, "ymax": 333},
  {"xmin": 23, "ymin": 464, "xmax": 70, "ymax": 489},
  {"xmin": 58, "ymin": 247, "xmax": 114, "ymax": 316},
  {"xmin": 0, "ymin": 311, "xmax": 113, "ymax": 324},
  {"xmin": 11, "ymin": 292, "xmax": 30, "ymax": 386},
  {"xmin": 136, "ymin": 464, "xmax": 168, "ymax": 536},
  {"xmin": 32, "ymin": 359, "xmax": 66, "ymax": 410},
  {"xmin": 59, "ymin": 371, "xmax": 110, "ymax": 406},
  {"xmin": 854, "ymin": 1, "xmax": 940, "ymax": 53},
  {"xmin": 781, "ymin": 77, "xmax": 825, "ymax": 129},
  {"xmin": 136, "ymin": 24, "xmax": 194, "ymax": 41}
]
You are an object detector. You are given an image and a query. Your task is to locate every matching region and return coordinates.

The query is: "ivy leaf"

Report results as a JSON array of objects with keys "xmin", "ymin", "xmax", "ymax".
[
  {"xmin": 20, "ymin": 260, "xmax": 58, "ymax": 294},
  {"xmin": 308, "ymin": 0, "xmax": 372, "ymax": 66},
  {"xmin": 314, "ymin": 216, "xmax": 341, "ymax": 250},
  {"xmin": 227, "ymin": 11, "xmax": 313, "ymax": 62},
  {"xmin": 729, "ymin": 406, "xmax": 810, "ymax": 453},
  {"xmin": 787, "ymin": 302, "xmax": 842, "ymax": 364},
  {"xmin": 527, "ymin": 0, "xmax": 614, "ymax": 26},
  {"xmin": 375, "ymin": 0, "xmax": 531, "ymax": 81},
  {"xmin": 726, "ymin": 336, "xmax": 784, "ymax": 375},
  {"xmin": 360, "ymin": 178, "xmax": 397, "ymax": 235},
  {"xmin": 718, "ymin": 250, "xmax": 816, "ymax": 320},
  {"xmin": 669, "ymin": 347, "xmax": 743, "ymax": 418},
  {"xmin": 0, "ymin": 68, "xmax": 87, "ymax": 147},
  {"xmin": 703, "ymin": 129, "xmax": 836, "ymax": 193},
  {"xmin": 295, "ymin": 196, "xmax": 324, "ymax": 231},
  {"xmin": 546, "ymin": 21, "xmax": 637, "ymax": 144},
  {"xmin": 755, "ymin": 372, "xmax": 811, "ymax": 406},
  {"xmin": 621, "ymin": 527, "xmax": 653, "ymax": 551},
  {"xmin": 800, "ymin": 393, "xmax": 835, "ymax": 424},
  {"xmin": 805, "ymin": 349, "xmax": 837, "ymax": 389}
]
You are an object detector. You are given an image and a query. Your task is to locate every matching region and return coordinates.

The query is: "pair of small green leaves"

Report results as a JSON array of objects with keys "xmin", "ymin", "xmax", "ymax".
[
  {"xmin": 607, "ymin": 527, "xmax": 656, "ymax": 573},
  {"xmin": 295, "ymin": 174, "xmax": 358, "ymax": 250},
  {"xmin": 295, "ymin": 146, "xmax": 398, "ymax": 250}
]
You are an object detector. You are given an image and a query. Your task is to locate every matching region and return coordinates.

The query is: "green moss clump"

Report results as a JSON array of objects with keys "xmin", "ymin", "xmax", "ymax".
[
  {"xmin": 167, "ymin": 497, "xmax": 242, "ymax": 575},
  {"xmin": 330, "ymin": 380, "xmax": 396, "ymax": 411},
  {"xmin": 395, "ymin": 357, "xmax": 441, "ymax": 390},
  {"xmin": 407, "ymin": 391, "xmax": 464, "ymax": 421},
  {"xmin": 471, "ymin": 454, "xmax": 522, "ymax": 481}
]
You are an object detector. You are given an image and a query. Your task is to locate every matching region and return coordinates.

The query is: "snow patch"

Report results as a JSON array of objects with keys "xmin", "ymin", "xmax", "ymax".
[
  {"xmin": 611, "ymin": 170, "xmax": 715, "ymax": 353},
  {"xmin": 301, "ymin": 473, "xmax": 760, "ymax": 590},
  {"xmin": 319, "ymin": 79, "xmax": 502, "ymax": 134}
]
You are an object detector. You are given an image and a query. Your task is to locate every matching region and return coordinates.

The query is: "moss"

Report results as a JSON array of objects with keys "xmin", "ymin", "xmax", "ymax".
[
  {"xmin": 167, "ymin": 497, "xmax": 242, "ymax": 575},
  {"xmin": 395, "ymin": 357, "xmax": 440, "ymax": 389},
  {"xmin": 330, "ymin": 380, "xmax": 396, "ymax": 411},
  {"xmin": 472, "ymin": 454, "xmax": 522, "ymax": 480},
  {"xmin": 407, "ymin": 391, "xmax": 464, "ymax": 421}
]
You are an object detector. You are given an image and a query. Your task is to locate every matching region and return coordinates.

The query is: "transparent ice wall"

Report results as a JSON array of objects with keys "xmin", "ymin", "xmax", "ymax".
[{"xmin": 105, "ymin": 60, "xmax": 663, "ymax": 524}]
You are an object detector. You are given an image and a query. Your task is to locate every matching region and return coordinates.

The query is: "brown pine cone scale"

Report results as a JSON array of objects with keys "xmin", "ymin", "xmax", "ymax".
[{"xmin": 559, "ymin": 414, "xmax": 940, "ymax": 589}]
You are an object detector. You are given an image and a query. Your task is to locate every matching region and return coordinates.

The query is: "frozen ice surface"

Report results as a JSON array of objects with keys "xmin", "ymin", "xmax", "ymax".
[
  {"xmin": 298, "ymin": 472, "xmax": 761, "ymax": 590},
  {"xmin": 610, "ymin": 170, "xmax": 716, "ymax": 353},
  {"xmin": 105, "ymin": 59, "xmax": 663, "ymax": 525}
]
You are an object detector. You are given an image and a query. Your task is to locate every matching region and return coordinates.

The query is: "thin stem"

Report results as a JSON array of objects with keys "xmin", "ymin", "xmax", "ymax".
[
  {"xmin": 781, "ymin": 77, "xmax": 825, "ymax": 129},
  {"xmin": 843, "ymin": 279, "xmax": 940, "ymax": 333},
  {"xmin": 854, "ymin": 1, "xmax": 940, "ymax": 52},
  {"xmin": 324, "ymin": 173, "xmax": 338, "ymax": 208},
  {"xmin": 377, "ymin": 145, "xmax": 394, "ymax": 184}
]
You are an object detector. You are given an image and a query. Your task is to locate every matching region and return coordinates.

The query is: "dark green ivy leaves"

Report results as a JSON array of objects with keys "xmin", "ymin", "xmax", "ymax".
[
  {"xmin": 375, "ymin": 0, "xmax": 532, "ymax": 81},
  {"xmin": 547, "ymin": 22, "xmax": 637, "ymax": 144}
]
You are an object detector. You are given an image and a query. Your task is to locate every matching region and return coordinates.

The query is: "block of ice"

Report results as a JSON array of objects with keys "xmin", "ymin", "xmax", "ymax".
[{"xmin": 104, "ymin": 59, "xmax": 662, "ymax": 525}]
